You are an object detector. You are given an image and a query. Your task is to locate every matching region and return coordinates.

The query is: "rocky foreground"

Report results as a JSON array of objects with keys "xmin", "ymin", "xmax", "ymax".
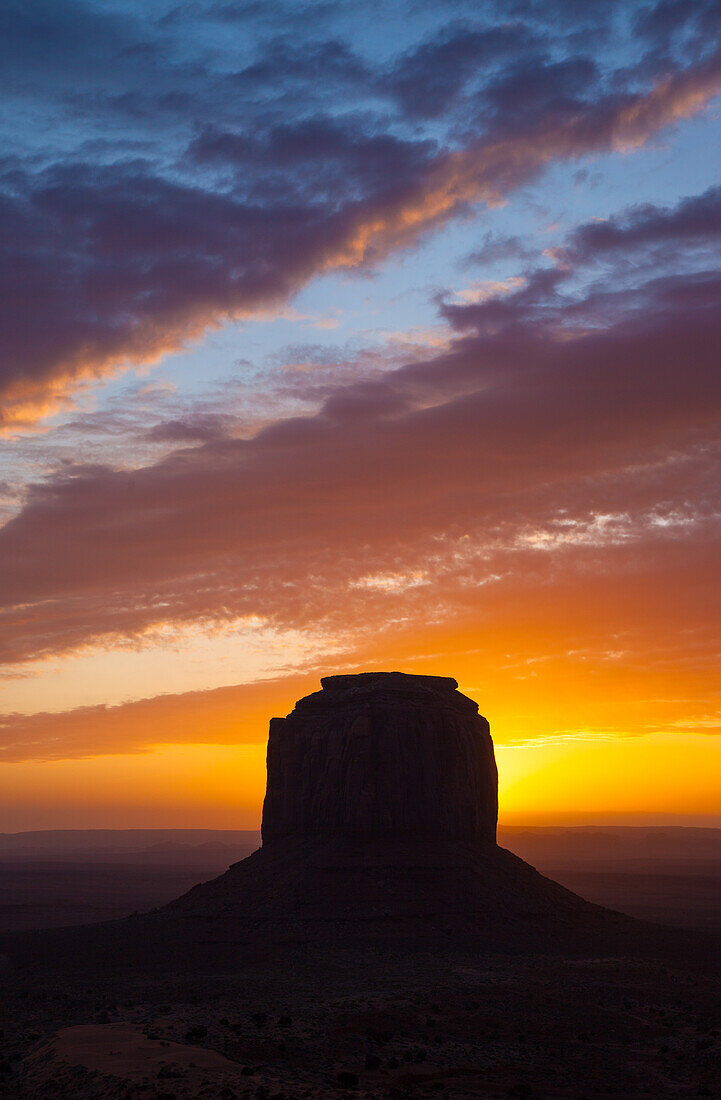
[{"xmin": 4, "ymin": 942, "xmax": 720, "ymax": 1098}]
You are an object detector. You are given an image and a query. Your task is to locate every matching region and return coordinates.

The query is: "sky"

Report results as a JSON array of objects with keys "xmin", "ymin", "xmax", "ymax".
[{"xmin": 1, "ymin": 0, "xmax": 720, "ymax": 830}]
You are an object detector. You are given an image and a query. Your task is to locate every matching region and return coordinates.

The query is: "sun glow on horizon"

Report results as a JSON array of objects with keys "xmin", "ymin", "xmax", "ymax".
[{"xmin": 0, "ymin": 716, "xmax": 719, "ymax": 831}]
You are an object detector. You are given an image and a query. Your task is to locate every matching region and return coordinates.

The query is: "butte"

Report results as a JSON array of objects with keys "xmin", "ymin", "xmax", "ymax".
[
  {"xmin": 3, "ymin": 672, "xmax": 699, "ymax": 970},
  {"xmin": 163, "ymin": 672, "xmax": 628, "ymax": 945}
]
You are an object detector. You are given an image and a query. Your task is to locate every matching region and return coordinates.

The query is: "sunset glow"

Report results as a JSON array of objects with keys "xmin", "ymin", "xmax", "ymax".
[{"xmin": 1, "ymin": 0, "xmax": 720, "ymax": 830}]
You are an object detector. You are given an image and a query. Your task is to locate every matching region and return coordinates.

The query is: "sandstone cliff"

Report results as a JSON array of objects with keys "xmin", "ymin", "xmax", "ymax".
[{"xmin": 262, "ymin": 672, "xmax": 498, "ymax": 847}]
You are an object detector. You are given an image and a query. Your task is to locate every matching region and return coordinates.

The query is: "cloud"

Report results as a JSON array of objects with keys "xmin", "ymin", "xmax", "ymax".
[
  {"xmin": 3, "ymin": 2, "xmax": 720, "ymax": 775},
  {"xmin": 188, "ymin": 117, "xmax": 436, "ymax": 202},
  {"xmin": 0, "ymin": 674, "xmax": 318, "ymax": 762},
  {"xmin": 227, "ymin": 34, "xmax": 370, "ymax": 100},
  {"xmin": 480, "ymin": 54, "xmax": 598, "ymax": 126},
  {"xmin": 633, "ymin": 0, "xmax": 721, "ymax": 62},
  {"xmin": 0, "ymin": 201, "xmax": 719, "ymax": 667},
  {"xmin": 462, "ymin": 233, "xmax": 536, "ymax": 267},
  {"xmin": 3, "ymin": 23, "xmax": 721, "ymax": 429},
  {"xmin": 566, "ymin": 183, "xmax": 721, "ymax": 256},
  {"xmin": 383, "ymin": 23, "xmax": 542, "ymax": 119},
  {"xmin": 142, "ymin": 414, "xmax": 233, "ymax": 444},
  {"xmin": 0, "ymin": 0, "xmax": 147, "ymax": 90},
  {"xmin": 2, "ymin": 529, "xmax": 719, "ymax": 761}
]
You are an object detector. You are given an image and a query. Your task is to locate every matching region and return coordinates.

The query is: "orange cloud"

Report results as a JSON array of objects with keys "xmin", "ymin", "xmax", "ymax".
[{"xmin": 0, "ymin": 674, "xmax": 318, "ymax": 763}]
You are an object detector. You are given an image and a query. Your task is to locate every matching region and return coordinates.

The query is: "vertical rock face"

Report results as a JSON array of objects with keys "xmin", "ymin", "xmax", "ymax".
[{"xmin": 261, "ymin": 671, "xmax": 498, "ymax": 847}]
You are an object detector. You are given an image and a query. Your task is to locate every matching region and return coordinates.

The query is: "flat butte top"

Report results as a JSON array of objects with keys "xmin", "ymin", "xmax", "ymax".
[{"xmin": 290, "ymin": 671, "xmax": 480, "ymax": 716}]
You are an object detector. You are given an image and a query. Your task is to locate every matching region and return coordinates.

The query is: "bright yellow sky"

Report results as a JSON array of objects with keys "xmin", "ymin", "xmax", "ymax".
[
  {"xmin": 2, "ymin": 732, "xmax": 719, "ymax": 831},
  {"xmin": 1, "ymin": 633, "xmax": 719, "ymax": 830},
  {"xmin": 1, "ymin": 583, "xmax": 720, "ymax": 830}
]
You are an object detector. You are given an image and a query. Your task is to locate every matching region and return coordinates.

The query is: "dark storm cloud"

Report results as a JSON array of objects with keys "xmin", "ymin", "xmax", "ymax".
[{"xmin": 1, "ymin": 2, "xmax": 362, "ymax": 136}]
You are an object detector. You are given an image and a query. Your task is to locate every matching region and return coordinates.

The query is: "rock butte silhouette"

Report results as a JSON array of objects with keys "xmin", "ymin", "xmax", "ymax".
[
  {"xmin": 263, "ymin": 673, "xmax": 498, "ymax": 847},
  {"xmin": 4, "ymin": 672, "xmax": 705, "ymax": 971},
  {"xmin": 163, "ymin": 672, "xmax": 626, "ymax": 941}
]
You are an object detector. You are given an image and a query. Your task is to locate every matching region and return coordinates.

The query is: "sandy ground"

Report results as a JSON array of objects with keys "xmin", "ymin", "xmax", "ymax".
[
  {"xmin": 3, "ymin": 943, "xmax": 720, "ymax": 1098},
  {"xmin": 23, "ymin": 1023, "xmax": 239, "ymax": 1088}
]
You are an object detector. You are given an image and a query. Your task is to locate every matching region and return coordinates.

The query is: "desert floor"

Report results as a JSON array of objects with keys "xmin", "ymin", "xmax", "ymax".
[{"xmin": 3, "ymin": 936, "xmax": 720, "ymax": 1099}]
